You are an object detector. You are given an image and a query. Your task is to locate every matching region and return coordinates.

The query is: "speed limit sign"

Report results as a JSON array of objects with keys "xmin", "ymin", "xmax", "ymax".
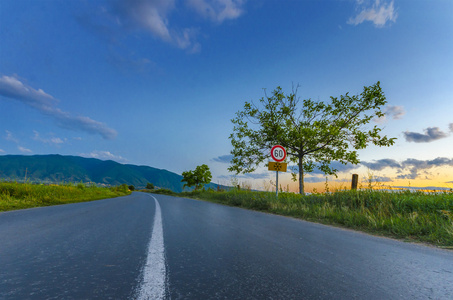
[{"xmin": 271, "ymin": 145, "xmax": 286, "ymax": 162}]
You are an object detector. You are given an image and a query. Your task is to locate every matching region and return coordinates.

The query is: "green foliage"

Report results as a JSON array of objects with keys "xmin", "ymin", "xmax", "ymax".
[
  {"xmin": 128, "ymin": 185, "xmax": 135, "ymax": 191},
  {"xmin": 229, "ymin": 82, "xmax": 396, "ymax": 194},
  {"xmin": 110, "ymin": 183, "xmax": 130, "ymax": 194},
  {"xmin": 146, "ymin": 182, "xmax": 155, "ymax": 189},
  {"xmin": 181, "ymin": 164, "xmax": 212, "ymax": 190},
  {"xmin": 0, "ymin": 181, "xmax": 131, "ymax": 211},
  {"xmin": 151, "ymin": 188, "xmax": 176, "ymax": 196}
]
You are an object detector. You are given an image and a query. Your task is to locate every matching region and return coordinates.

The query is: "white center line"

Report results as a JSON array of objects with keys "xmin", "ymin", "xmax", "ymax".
[{"xmin": 137, "ymin": 194, "xmax": 167, "ymax": 300}]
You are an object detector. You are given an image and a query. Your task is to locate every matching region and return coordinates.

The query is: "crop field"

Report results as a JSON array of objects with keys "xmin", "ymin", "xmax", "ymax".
[{"xmin": 0, "ymin": 181, "xmax": 131, "ymax": 212}]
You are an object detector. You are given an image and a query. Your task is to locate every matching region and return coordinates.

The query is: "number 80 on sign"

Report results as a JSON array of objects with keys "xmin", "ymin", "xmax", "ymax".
[{"xmin": 271, "ymin": 145, "xmax": 286, "ymax": 162}]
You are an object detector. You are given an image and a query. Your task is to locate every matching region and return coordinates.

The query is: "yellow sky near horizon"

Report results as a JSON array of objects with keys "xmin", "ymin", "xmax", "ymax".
[{"xmin": 252, "ymin": 165, "xmax": 453, "ymax": 194}]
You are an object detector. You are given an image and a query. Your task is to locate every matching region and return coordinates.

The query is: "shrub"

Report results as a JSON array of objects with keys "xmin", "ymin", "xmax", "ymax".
[
  {"xmin": 152, "ymin": 188, "xmax": 176, "ymax": 196},
  {"xmin": 110, "ymin": 184, "xmax": 129, "ymax": 194}
]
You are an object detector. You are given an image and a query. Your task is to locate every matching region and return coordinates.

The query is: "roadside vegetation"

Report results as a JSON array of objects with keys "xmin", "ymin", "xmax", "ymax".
[
  {"xmin": 6, "ymin": 179, "xmax": 450, "ymax": 247},
  {"xmin": 145, "ymin": 187, "xmax": 453, "ymax": 248},
  {"xmin": 0, "ymin": 181, "xmax": 131, "ymax": 212}
]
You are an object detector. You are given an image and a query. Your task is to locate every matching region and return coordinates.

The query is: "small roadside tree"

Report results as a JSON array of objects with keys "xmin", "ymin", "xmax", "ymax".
[
  {"xmin": 181, "ymin": 164, "xmax": 212, "ymax": 190},
  {"xmin": 146, "ymin": 182, "xmax": 155, "ymax": 190},
  {"xmin": 229, "ymin": 81, "xmax": 396, "ymax": 195}
]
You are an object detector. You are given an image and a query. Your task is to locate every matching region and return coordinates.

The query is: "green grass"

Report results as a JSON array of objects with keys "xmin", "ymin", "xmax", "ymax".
[
  {"xmin": 0, "ymin": 181, "xmax": 131, "ymax": 212},
  {"xmin": 170, "ymin": 188, "xmax": 453, "ymax": 248}
]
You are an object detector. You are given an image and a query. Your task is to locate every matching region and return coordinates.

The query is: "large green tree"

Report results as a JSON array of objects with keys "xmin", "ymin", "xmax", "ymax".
[
  {"xmin": 181, "ymin": 164, "xmax": 212, "ymax": 190},
  {"xmin": 229, "ymin": 82, "xmax": 396, "ymax": 195}
]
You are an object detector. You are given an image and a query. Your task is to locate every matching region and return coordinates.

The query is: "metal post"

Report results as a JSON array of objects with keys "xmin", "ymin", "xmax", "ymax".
[{"xmin": 276, "ymin": 171, "xmax": 279, "ymax": 197}]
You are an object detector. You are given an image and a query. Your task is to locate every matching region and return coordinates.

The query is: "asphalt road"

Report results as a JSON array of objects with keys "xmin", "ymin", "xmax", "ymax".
[{"xmin": 1, "ymin": 192, "xmax": 452, "ymax": 299}]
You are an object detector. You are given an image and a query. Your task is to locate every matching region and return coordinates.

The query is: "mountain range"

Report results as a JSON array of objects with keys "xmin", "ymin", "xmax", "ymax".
[{"xmin": 0, "ymin": 154, "xmax": 217, "ymax": 192}]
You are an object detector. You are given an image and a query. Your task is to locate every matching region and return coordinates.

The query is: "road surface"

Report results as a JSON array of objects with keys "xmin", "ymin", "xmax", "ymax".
[{"xmin": 1, "ymin": 192, "xmax": 452, "ymax": 299}]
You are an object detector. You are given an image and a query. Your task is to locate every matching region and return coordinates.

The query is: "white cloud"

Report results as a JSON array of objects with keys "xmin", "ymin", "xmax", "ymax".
[
  {"xmin": 362, "ymin": 157, "xmax": 453, "ymax": 180},
  {"xmin": 0, "ymin": 149, "xmax": 5, "ymax": 153},
  {"xmin": 5, "ymin": 130, "xmax": 19, "ymax": 143},
  {"xmin": 348, "ymin": 0, "xmax": 397, "ymax": 28},
  {"xmin": 18, "ymin": 146, "xmax": 32, "ymax": 154},
  {"xmin": 113, "ymin": 0, "xmax": 245, "ymax": 52},
  {"xmin": 5, "ymin": 131, "xmax": 33, "ymax": 153},
  {"xmin": 0, "ymin": 75, "xmax": 117, "ymax": 139},
  {"xmin": 116, "ymin": 0, "xmax": 202, "ymax": 51},
  {"xmin": 46, "ymin": 107, "xmax": 117, "ymax": 140},
  {"xmin": 119, "ymin": 0, "xmax": 175, "ymax": 42},
  {"xmin": 80, "ymin": 150, "xmax": 128, "ymax": 163},
  {"xmin": 404, "ymin": 127, "xmax": 450, "ymax": 143},
  {"xmin": 374, "ymin": 105, "xmax": 405, "ymax": 123},
  {"xmin": 0, "ymin": 75, "xmax": 57, "ymax": 108},
  {"xmin": 187, "ymin": 0, "xmax": 245, "ymax": 23},
  {"xmin": 212, "ymin": 154, "xmax": 233, "ymax": 163},
  {"xmin": 50, "ymin": 137, "xmax": 64, "ymax": 144},
  {"xmin": 385, "ymin": 105, "xmax": 405, "ymax": 120},
  {"xmin": 33, "ymin": 131, "xmax": 65, "ymax": 145}
]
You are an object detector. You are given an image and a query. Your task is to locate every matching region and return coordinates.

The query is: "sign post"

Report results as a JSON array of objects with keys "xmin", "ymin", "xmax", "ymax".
[{"xmin": 269, "ymin": 145, "xmax": 287, "ymax": 197}]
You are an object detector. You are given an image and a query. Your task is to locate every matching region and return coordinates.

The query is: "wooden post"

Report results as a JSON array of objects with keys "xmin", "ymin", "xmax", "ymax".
[{"xmin": 351, "ymin": 174, "xmax": 358, "ymax": 190}]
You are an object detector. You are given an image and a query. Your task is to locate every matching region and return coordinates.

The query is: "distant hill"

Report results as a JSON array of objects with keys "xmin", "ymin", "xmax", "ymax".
[{"xmin": 0, "ymin": 154, "xmax": 221, "ymax": 192}]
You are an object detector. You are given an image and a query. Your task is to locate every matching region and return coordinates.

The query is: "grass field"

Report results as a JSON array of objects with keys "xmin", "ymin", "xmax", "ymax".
[
  {"xmin": 149, "ymin": 188, "xmax": 453, "ymax": 248},
  {"xmin": 0, "ymin": 181, "xmax": 131, "ymax": 212}
]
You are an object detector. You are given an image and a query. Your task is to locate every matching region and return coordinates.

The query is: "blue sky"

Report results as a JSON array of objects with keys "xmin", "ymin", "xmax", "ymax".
[{"xmin": 1, "ymin": 0, "xmax": 452, "ymax": 191}]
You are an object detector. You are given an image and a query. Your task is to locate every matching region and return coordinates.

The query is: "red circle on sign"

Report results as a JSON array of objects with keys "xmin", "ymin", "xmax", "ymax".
[{"xmin": 271, "ymin": 145, "xmax": 286, "ymax": 162}]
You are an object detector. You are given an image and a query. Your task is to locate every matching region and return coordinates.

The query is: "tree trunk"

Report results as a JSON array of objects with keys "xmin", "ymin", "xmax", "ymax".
[{"xmin": 298, "ymin": 155, "xmax": 305, "ymax": 195}]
